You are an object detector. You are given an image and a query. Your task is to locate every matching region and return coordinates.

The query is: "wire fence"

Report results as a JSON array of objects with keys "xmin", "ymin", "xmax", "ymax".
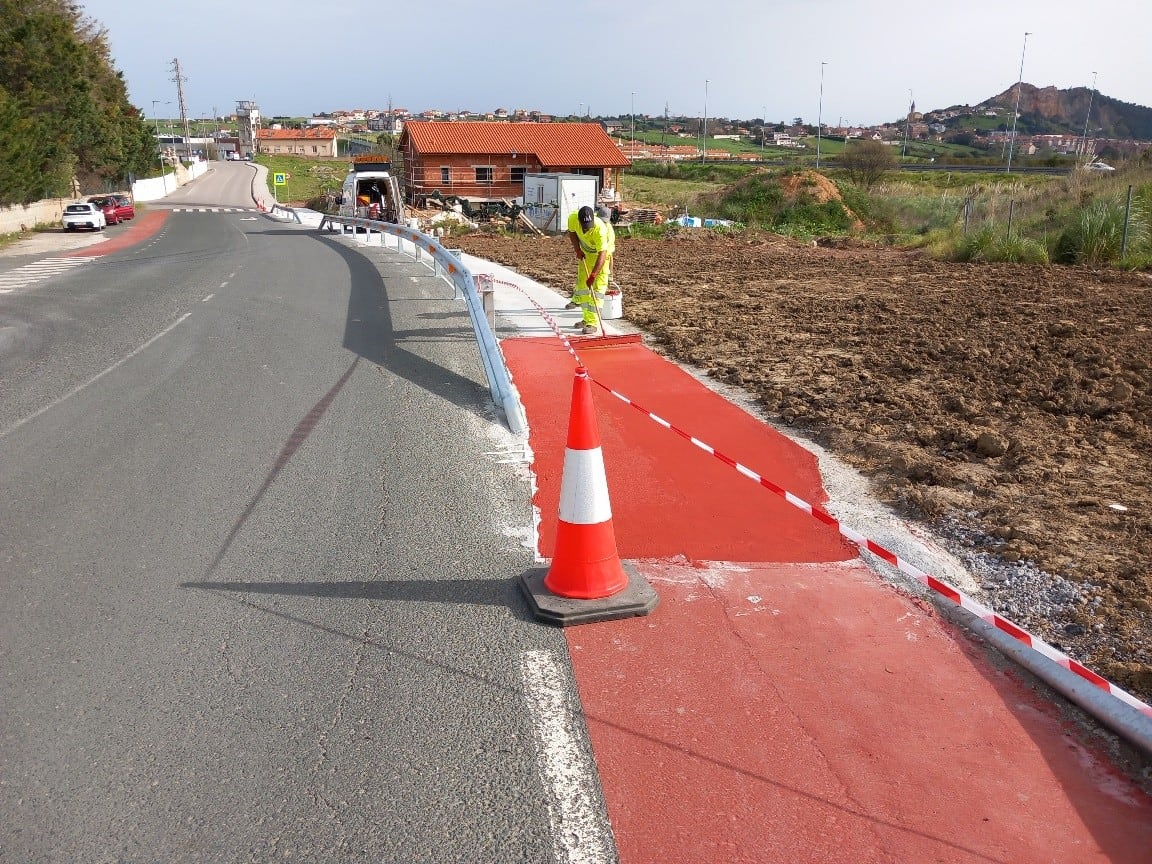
[{"xmin": 875, "ymin": 173, "xmax": 1149, "ymax": 263}]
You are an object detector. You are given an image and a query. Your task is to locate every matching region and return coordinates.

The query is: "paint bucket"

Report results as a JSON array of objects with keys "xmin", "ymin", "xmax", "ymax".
[
  {"xmin": 407, "ymin": 218, "xmax": 420, "ymax": 231},
  {"xmin": 601, "ymin": 291, "xmax": 622, "ymax": 320}
]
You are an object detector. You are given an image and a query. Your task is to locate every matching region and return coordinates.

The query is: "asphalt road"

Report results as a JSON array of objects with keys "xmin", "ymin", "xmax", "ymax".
[{"xmin": 0, "ymin": 164, "xmax": 605, "ymax": 862}]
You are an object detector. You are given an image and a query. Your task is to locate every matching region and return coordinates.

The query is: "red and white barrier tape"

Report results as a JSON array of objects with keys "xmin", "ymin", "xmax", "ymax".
[{"xmin": 487, "ymin": 275, "xmax": 1152, "ymax": 719}]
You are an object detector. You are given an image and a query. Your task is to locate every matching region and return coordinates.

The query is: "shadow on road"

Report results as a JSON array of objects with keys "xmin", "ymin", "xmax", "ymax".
[{"xmin": 181, "ymin": 576, "xmax": 526, "ymax": 611}]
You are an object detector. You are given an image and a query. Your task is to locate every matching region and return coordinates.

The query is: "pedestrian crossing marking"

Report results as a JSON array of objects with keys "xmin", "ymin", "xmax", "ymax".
[{"xmin": 0, "ymin": 256, "xmax": 100, "ymax": 293}]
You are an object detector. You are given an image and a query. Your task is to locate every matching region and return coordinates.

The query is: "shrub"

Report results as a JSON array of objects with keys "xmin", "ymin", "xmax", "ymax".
[
  {"xmin": 1053, "ymin": 199, "xmax": 1147, "ymax": 265},
  {"xmin": 954, "ymin": 226, "xmax": 1049, "ymax": 264}
]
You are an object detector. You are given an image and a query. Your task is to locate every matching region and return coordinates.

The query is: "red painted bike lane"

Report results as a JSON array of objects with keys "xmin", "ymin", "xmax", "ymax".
[
  {"xmin": 65, "ymin": 209, "xmax": 168, "ymax": 257},
  {"xmin": 503, "ymin": 336, "xmax": 1152, "ymax": 864}
]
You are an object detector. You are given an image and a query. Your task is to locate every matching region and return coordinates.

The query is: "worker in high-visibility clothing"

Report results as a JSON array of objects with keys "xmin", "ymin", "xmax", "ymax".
[
  {"xmin": 596, "ymin": 204, "xmax": 616, "ymax": 279},
  {"xmin": 566, "ymin": 205, "xmax": 614, "ymax": 335}
]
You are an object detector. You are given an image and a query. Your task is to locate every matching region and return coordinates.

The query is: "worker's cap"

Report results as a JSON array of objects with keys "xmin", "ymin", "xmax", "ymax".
[
  {"xmin": 596, "ymin": 206, "xmax": 612, "ymax": 220},
  {"xmin": 577, "ymin": 205, "xmax": 595, "ymax": 228}
]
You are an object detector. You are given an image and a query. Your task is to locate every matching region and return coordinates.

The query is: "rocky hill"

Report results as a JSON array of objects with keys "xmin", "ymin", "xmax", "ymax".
[{"xmin": 982, "ymin": 83, "xmax": 1152, "ymax": 140}]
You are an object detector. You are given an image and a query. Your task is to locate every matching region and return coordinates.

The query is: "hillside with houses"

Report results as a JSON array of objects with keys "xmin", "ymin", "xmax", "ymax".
[{"xmin": 258, "ymin": 83, "xmax": 1149, "ymax": 166}]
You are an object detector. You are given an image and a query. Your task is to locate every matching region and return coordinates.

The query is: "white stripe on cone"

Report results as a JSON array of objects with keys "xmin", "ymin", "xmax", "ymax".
[{"xmin": 558, "ymin": 448, "xmax": 613, "ymax": 525}]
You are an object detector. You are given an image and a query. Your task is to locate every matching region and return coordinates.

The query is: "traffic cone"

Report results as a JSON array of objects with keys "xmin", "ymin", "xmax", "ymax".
[{"xmin": 519, "ymin": 366, "xmax": 658, "ymax": 626}]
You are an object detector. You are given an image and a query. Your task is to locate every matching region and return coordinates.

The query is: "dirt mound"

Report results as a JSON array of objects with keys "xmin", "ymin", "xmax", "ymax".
[
  {"xmin": 779, "ymin": 169, "xmax": 865, "ymax": 231},
  {"xmin": 702, "ymin": 169, "xmax": 865, "ymax": 232},
  {"xmin": 454, "ymin": 229, "xmax": 1152, "ymax": 703},
  {"xmin": 776, "ymin": 168, "xmax": 843, "ymax": 204}
]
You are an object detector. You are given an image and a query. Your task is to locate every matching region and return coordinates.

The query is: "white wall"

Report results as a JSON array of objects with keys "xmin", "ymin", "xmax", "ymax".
[
  {"xmin": 131, "ymin": 158, "xmax": 210, "ymax": 202},
  {"xmin": 0, "ymin": 199, "xmax": 68, "ymax": 234},
  {"xmin": 3, "ymin": 160, "xmax": 214, "ymax": 234}
]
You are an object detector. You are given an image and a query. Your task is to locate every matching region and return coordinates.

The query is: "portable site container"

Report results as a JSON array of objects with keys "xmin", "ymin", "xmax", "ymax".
[{"xmin": 522, "ymin": 173, "xmax": 598, "ymax": 234}]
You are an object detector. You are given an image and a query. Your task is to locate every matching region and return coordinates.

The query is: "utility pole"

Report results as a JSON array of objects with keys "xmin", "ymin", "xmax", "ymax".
[
  {"xmin": 211, "ymin": 105, "xmax": 221, "ymax": 160},
  {"xmin": 1005, "ymin": 32, "xmax": 1031, "ymax": 174},
  {"xmin": 171, "ymin": 58, "xmax": 191, "ymax": 160}
]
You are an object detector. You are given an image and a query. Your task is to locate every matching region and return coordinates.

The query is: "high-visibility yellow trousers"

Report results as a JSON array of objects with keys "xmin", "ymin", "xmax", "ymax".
[{"xmin": 572, "ymin": 255, "xmax": 610, "ymax": 326}]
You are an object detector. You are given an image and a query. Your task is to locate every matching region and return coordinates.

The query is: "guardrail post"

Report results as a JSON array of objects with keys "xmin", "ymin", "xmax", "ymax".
[{"xmin": 476, "ymin": 273, "xmax": 496, "ymax": 329}]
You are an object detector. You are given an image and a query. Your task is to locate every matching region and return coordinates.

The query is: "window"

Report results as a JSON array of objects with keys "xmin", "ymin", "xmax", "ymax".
[
  {"xmin": 441, "ymin": 166, "xmax": 451, "ymax": 183},
  {"xmin": 474, "ymin": 165, "xmax": 493, "ymax": 184},
  {"xmin": 510, "ymin": 166, "xmax": 525, "ymax": 184}
]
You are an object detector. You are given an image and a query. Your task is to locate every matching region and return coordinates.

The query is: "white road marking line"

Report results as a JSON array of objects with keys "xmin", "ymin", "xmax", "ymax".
[
  {"xmin": 0, "ymin": 313, "xmax": 193, "ymax": 440},
  {"xmin": 519, "ymin": 650, "xmax": 615, "ymax": 864},
  {"xmin": 202, "ymin": 294, "xmax": 214, "ymax": 302},
  {"xmin": 172, "ymin": 207, "xmax": 252, "ymax": 213},
  {"xmin": 0, "ymin": 257, "xmax": 98, "ymax": 292}
]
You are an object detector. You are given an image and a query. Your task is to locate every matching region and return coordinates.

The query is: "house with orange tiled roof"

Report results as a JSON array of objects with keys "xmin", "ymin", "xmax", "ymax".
[
  {"xmin": 398, "ymin": 121, "xmax": 630, "ymax": 206},
  {"xmin": 256, "ymin": 127, "xmax": 339, "ymax": 158}
]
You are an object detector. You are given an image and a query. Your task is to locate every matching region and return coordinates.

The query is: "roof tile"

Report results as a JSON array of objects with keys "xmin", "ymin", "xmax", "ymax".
[
  {"xmin": 402, "ymin": 121, "xmax": 630, "ymax": 168},
  {"xmin": 257, "ymin": 128, "xmax": 337, "ymax": 140}
]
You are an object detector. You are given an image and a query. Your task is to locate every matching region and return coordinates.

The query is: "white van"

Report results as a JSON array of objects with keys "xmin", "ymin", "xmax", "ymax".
[{"xmin": 338, "ymin": 157, "xmax": 403, "ymax": 223}]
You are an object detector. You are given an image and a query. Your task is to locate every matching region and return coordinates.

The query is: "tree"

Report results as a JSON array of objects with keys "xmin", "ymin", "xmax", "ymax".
[
  {"xmin": 840, "ymin": 138, "xmax": 896, "ymax": 190},
  {"xmin": 0, "ymin": 0, "xmax": 154, "ymax": 204}
]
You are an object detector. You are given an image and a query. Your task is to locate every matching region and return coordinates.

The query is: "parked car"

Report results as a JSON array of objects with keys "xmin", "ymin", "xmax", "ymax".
[
  {"xmin": 111, "ymin": 194, "xmax": 135, "ymax": 220},
  {"xmin": 1083, "ymin": 161, "xmax": 1115, "ymax": 172},
  {"xmin": 87, "ymin": 195, "xmax": 122, "ymax": 225},
  {"xmin": 62, "ymin": 202, "xmax": 106, "ymax": 231}
]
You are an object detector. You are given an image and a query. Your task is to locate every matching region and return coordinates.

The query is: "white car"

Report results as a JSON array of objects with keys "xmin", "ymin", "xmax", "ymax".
[
  {"xmin": 1083, "ymin": 161, "xmax": 1115, "ymax": 172},
  {"xmin": 62, "ymin": 202, "xmax": 107, "ymax": 231}
]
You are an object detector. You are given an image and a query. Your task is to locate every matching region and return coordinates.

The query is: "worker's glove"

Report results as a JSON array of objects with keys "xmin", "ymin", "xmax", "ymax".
[{"xmin": 585, "ymin": 275, "xmax": 596, "ymax": 288}]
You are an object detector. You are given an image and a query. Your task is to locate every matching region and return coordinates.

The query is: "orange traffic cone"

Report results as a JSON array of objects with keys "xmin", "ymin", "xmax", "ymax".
[
  {"xmin": 519, "ymin": 366, "xmax": 658, "ymax": 626},
  {"xmin": 544, "ymin": 367, "xmax": 628, "ymax": 599}
]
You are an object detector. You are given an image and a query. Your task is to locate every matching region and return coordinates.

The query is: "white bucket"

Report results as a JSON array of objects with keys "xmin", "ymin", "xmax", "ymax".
[
  {"xmin": 407, "ymin": 218, "xmax": 420, "ymax": 231},
  {"xmin": 601, "ymin": 292, "xmax": 623, "ymax": 320}
]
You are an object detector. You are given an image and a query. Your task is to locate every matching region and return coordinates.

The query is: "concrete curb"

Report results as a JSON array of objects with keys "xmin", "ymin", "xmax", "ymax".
[{"xmin": 938, "ymin": 600, "xmax": 1152, "ymax": 755}]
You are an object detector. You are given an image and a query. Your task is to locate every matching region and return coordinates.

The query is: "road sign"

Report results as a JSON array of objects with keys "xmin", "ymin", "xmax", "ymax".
[{"xmin": 273, "ymin": 172, "xmax": 286, "ymax": 186}]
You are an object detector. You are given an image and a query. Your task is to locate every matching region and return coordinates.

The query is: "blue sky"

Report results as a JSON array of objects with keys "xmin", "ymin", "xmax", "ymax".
[{"xmin": 80, "ymin": 0, "xmax": 1149, "ymax": 126}]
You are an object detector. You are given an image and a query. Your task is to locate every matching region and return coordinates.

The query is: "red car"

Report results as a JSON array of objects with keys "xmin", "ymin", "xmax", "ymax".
[
  {"xmin": 87, "ymin": 196, "xmax": 122, "ymax": 225},
  {"xmin": 111, "ymin": 194, "xmax": 135, "ymax": 220}
]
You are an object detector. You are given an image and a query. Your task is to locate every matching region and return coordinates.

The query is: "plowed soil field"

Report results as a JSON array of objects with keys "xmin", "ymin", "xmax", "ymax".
[{"xmin": 453, "ymin": 228, "xmax": 1152, "ymax": 704}]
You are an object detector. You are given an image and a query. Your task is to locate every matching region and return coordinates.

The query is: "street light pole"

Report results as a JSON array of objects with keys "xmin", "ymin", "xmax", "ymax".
[
  {"xmin": 1006, "ymin": 31, "xmax": 1031, "ymax": 173},
  {"xmin": 1079, "ymin": 71, "xmax": 1097, "ymax": 161},
  {"xmin": 701, "ymin": 79, "xmax": 709, "ymax": 164},
  {"xmin": 630, "ymin": 91, "xmax": 635, "ymax": 156},
  {"xmin": 816, "ymin": 62, "xmax": 826, "ymax": 170},
  {"xmin": 151, "ymin": 99, "xmax": 170, "ymax": 193},
  {"xmin": 902, "ymin": 89, "xmax": 913, "ymax": 159}
]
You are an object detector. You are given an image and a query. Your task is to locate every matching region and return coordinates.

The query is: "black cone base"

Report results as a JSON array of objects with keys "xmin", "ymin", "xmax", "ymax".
[{"xmin": 518, "ymin": 561, "xmax": 659, "ymax": 627}]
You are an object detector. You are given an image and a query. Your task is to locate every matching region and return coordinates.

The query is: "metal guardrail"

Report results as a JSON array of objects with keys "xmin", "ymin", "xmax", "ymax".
[
  {"xmin": 317, "ymin": 214, "xmax": 527, "ymax": 435},
  {"xmin": 270, "ymin": 204, "xmax": 302, "ymax": 223}
]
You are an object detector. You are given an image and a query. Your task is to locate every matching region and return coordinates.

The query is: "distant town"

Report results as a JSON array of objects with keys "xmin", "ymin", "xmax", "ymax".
[{"xmin": 167, "ymin": 98, "xmax": 1148, "ymax": 165}]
